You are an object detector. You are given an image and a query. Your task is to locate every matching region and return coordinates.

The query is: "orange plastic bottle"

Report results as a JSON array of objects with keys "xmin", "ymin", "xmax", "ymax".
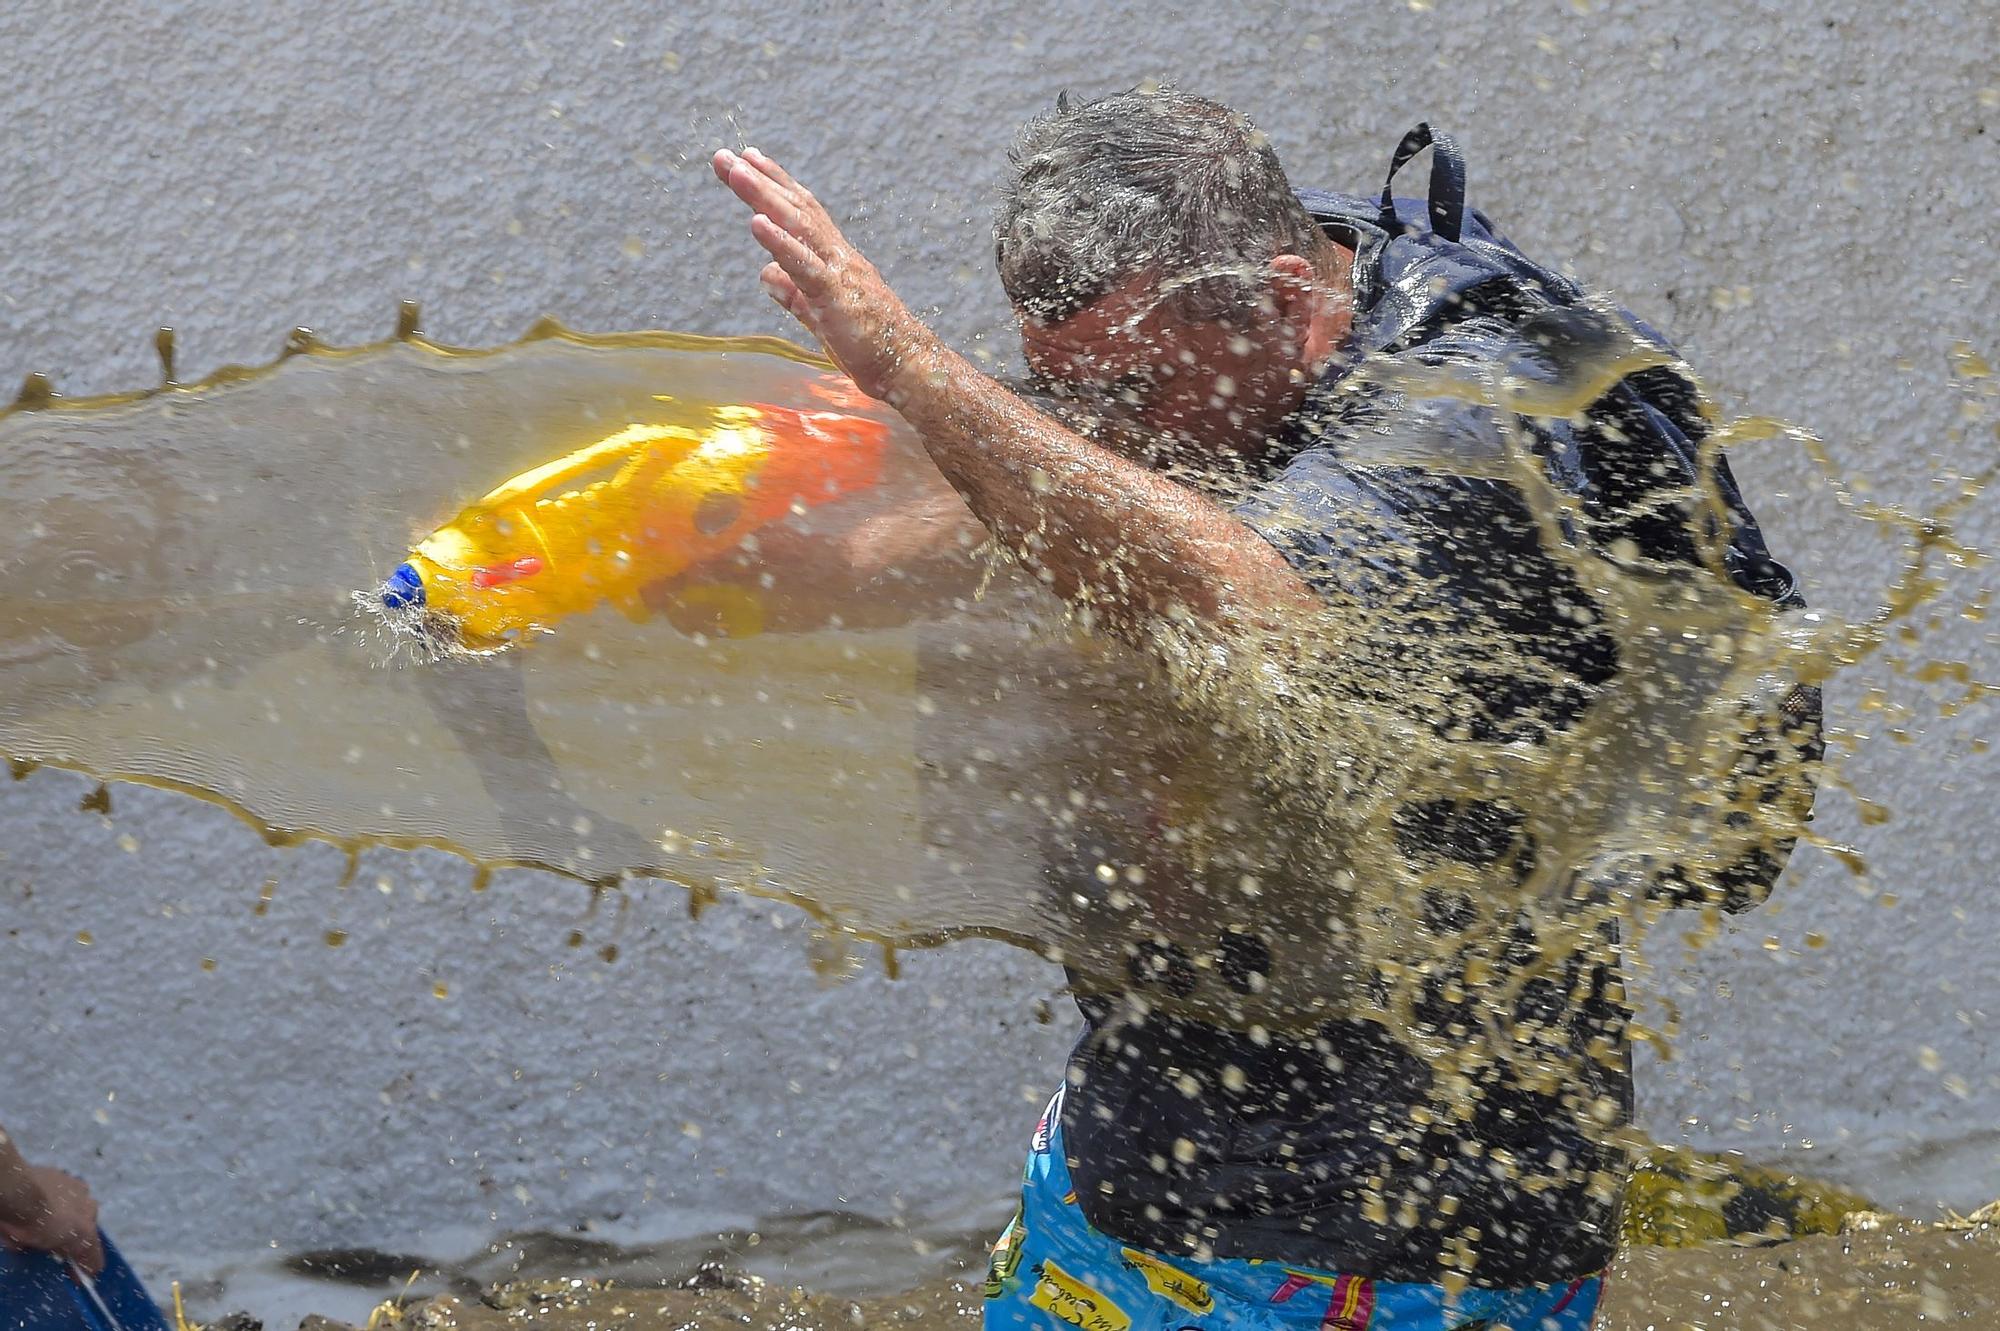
[{"xmin": 377, "ymin": 400, "xmax": 888, "ymax": 649}]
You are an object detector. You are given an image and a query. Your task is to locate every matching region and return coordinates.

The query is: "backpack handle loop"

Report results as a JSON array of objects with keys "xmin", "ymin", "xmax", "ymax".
[{"xmin": 1379, "ymin": 122, "xmax": 1466, "ymax": 244}]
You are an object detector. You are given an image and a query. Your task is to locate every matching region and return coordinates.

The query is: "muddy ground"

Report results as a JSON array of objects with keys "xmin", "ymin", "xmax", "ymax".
[{"xmin": 363, "ymin": 1212, "xmax": 1996, "ymax": 1331}]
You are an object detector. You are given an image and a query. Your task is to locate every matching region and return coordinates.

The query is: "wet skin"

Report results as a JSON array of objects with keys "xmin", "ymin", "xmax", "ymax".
[{"xmin": 709, "ymin": 145, "xmax": 1351, "ymax": 635}]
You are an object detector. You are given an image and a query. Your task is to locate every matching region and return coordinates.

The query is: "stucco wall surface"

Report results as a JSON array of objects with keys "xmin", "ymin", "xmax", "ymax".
[{"xmin": 0, "ymin": 0, "xmax": 1993, "ymax": 1314}]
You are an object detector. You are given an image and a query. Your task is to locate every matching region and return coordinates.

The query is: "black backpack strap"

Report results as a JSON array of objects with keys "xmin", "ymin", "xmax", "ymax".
[{"xmin": 1379, "ymin": 123, "xmax": 1466, "ymax": 243}]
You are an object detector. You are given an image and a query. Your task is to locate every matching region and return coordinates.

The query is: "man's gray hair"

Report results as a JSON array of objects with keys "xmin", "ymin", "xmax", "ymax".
[{"xmin": 995, "ymin": 85, "xmax": 1328, "ymax": 327}]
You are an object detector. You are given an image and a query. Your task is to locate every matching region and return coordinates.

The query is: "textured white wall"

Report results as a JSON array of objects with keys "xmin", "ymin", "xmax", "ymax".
[{"xmin": 1, "ymin": 0, "xmax": 1993, "ymax": 1307}]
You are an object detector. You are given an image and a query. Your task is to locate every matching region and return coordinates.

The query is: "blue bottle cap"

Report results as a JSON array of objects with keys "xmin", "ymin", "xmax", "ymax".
[{"xmin": 380, "ymin": 562, "xmax": 426, "ymax": 610}]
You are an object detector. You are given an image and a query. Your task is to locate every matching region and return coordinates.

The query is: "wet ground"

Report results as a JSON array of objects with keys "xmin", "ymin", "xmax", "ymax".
[
  {"xmin": 186, "ymin": 1161, "xmax": 1991, "ymax": 1330},
  {"xmin": 185, "ymin": 1147, "xmax": 1934, "ymax": 1323},
  {"xmin": 355, "ymin": 1213, "xmax": 1998, "ymax": 1331}
]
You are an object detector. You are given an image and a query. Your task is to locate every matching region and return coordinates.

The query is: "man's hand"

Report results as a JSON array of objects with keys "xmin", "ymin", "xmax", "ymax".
[
  {"xmin": 710, "ymin": 142, "xmax": 1317, "ymax": 638},
  {"xmin": 711, "ymin": 147, "xmax": 939, "ymax": 403},
  {"xmin": 0, "ymin": 1166, "xmax": 104, "ymax": 1275}
]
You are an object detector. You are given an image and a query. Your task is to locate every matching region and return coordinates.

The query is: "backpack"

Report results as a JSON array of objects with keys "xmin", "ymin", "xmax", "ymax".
[{"xmin": 1296, "ymin": 124, "xmax": 1823, "ymax": 913}]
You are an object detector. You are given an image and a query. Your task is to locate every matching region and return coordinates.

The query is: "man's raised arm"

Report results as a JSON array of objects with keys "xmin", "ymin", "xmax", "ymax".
[{"xmin": 711, "ymin": 147, "xmax": 1316, "ymax": 637}]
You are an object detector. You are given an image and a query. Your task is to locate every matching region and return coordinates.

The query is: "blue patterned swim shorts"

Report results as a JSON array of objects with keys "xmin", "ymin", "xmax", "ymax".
[{"xmin": 983, "ymin": 1090, "xmax": 1602, "ymax": 1330}]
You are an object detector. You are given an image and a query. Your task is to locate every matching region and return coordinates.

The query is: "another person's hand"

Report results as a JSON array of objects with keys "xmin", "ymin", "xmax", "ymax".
[
  {"xmin": 711, "ymin": 146, "xmax": 939, "ymax": 404},
  {"xmin": 0, "ymin": 1166, "xmax": 105, "ymax": 1275}
]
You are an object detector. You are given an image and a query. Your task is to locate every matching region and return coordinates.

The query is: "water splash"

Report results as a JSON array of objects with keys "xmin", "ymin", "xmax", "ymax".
[{"xmin": 0, "ymin": 310, "xmax": 1983, "ymax": 1051}]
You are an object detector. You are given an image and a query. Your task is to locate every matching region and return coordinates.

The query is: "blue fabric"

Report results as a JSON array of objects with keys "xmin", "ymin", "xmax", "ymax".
[
  {"xmin": 0, "ymin": 1233, "xmax": 170, "ymax": 1331},
  {"xmin": 986, "ymin": 1092, "xmax": 1603, "ymax": 1330}
]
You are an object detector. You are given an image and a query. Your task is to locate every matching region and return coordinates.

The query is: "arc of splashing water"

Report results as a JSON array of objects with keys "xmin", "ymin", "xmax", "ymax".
[
  {"xmin": 0, "ymin": 305, "xmax": 1983, "ymax": 1032},
  {"xmin": 0, "ymin": 306, "xmax": 935, "ymax": 978}
]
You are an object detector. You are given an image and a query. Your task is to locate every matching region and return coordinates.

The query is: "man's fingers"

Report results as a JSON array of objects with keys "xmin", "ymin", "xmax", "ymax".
[
  {"xmin": 742, "ymin": 147, "xmax": 806, "ymax": 196},
  {"xmin": 760, "ymin": 261, "xmax": 802, "ymax": 305},
  {"xmin": 718, "ymin": 149, "xmax": 819, "ymax": 242},
  {"xmin": 714, "ymin": 151, "xmax": 800, "ymax": 230},
  {"xmin": 718, "ymin": 147, "xmax": 849, "ymax": 258},
  {"xmin": 71, "ymin": 1227, "xmax": 104, "ymax": 1277},
  {"xmin": 766, "ymin": 285, "xmax": 813, "ymax": 329},
  {"xmin": 750, "ymin": 214, "xmax": 830, "ymax": 296},
  {"xmin": 760, "ymin": 263, "xmax": 813, "ymax": 324},
  {"xmin": 741, "ymin": 148, "xmax": 823, "ymax": 230}
]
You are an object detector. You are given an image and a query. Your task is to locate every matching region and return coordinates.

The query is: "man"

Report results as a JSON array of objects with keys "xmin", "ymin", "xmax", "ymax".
[
  {"xmin": 0, "ymin": 1124, "xmax": 102, "ymax": 1275},
  {"xmin": 713, "ymin": 86, "xmax": 1811, "ymax": 1330},
  {"xmin": 2, "ymin": 1122, "xmax": 173, "ymax": 1331}
]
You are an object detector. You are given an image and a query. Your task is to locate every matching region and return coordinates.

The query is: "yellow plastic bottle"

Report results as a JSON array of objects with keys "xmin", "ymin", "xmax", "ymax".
[{"xmin": 377, "ymin": 399, "xmax": 888, "ymax": 649}]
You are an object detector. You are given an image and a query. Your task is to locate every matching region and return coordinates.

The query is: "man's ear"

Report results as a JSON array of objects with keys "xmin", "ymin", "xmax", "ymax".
[
  {"xmin": 1268, "ymin": 254, "xmax": 1324, "ymax": 349},
  {"xmin": 1269, "ymin": 253, "xmax": 1316, "ymax": 288},
  {"xmin": 1269, "ymin": 252, "xmax": 1348, "ymax": 366}
]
